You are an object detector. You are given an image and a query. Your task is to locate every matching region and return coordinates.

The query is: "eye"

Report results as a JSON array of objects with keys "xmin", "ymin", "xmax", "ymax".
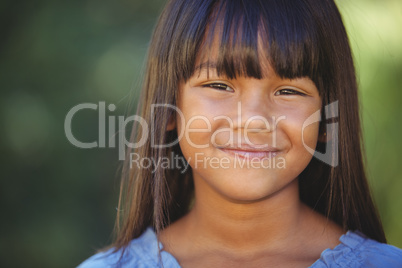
[
  {"xmin": 275, "ymin": 88, "xmax": 305, "ymax": 96},
  {"xmin": 202, "ymin": 83, "xmax": 234, "ymax": 92}
]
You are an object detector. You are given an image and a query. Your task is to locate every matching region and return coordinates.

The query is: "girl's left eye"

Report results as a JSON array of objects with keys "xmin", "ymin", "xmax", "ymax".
[
  {"xmin": 202, "ymin": 83, "xmax": 234, "ymax": 92},
  {"xmin": 275, "ymin": 88, "xmax": 305, "ymax": 96}
]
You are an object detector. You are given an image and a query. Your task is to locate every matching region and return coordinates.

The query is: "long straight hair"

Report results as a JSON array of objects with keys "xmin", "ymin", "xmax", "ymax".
[{"xmin": 112, "ymin": 0, "xmax": 386, "ymax": 253}]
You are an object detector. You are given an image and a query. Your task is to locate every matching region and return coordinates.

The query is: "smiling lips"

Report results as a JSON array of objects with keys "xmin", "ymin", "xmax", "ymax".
[{"xmin": 219, "ymin": 145, "xmax": 280, "ymax": 159}]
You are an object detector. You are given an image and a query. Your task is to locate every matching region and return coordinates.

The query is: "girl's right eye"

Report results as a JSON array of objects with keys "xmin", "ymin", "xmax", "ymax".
[{"xmin": 202, "ymin": 83, "xmax": 234, "ymax": 92}]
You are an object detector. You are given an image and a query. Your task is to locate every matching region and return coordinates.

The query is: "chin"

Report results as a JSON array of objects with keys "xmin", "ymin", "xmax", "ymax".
[{"xmin": 211, "ymin": 176, "xmax": 288, "ymax": 203}]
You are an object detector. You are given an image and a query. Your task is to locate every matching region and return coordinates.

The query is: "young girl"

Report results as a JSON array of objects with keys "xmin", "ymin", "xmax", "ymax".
[{"xmin": 79, "ymin": 0, "xmax": 402, "ymax": 267}]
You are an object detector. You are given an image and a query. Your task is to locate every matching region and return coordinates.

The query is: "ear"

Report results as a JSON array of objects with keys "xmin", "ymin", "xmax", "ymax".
[{"xmin": 166, "ymin": 114, "xmax": 176, "ymax": 131}]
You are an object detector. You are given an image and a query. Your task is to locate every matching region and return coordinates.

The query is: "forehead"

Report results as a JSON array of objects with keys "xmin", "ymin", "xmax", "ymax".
[
  {"xmin": 192, "ymin": 14, "xmax": 288, "ymax": 82},
  {"xmin": 192, "ymin": 22, "xmax": 267, "ymax": 80},
  {"xmin": 171, "ymin": 0, "xmax": 324, "ymax": 89}
]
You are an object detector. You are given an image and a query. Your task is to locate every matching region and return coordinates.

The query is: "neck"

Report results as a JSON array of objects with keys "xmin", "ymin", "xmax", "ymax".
[
  {"xmin": 159, "ymin": 173, "xmax": 345, "ymax": 266},
  {"xmin": 186, "ymin": 177, "xmax": 307, "ymax": 252}
]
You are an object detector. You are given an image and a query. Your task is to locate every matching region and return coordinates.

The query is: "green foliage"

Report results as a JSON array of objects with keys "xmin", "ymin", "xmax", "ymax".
[{"xmin": 338, "ymin": 0, "xmax": 402, "ymax": 247}]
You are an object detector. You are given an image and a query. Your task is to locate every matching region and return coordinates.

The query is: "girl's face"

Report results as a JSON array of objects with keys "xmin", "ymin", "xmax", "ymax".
[{"xmin": 175, "ymin": 47, "xmax": 321, "ymax": 202}]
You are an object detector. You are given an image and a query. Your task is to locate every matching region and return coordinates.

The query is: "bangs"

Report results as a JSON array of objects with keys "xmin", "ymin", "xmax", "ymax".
[{"xmin": 174, "ymin": 0, "xmax": 320, "ymax": 83}]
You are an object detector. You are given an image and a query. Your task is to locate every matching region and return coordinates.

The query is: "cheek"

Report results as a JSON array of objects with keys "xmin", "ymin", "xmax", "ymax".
[
  {"xmin": 175, "ymin": 105, "xmax": 211, "ymax": 157},
  {"xmin": 176, "ymin": 98, "xmax": 232, "ymax": 146},
  {"xmin": 282, "ymin": 107, "xmax": 320, "ymax": 150},
  {"xmin": 300, "ymin": 122, "xmax": 320, "ymax": 150}
]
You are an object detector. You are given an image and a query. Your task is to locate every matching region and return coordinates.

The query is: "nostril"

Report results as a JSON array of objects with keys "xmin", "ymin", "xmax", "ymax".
[
  {"xmin": 233, "ymin": 102, "xmax": 276, "ymax": 131},
  {"xmin": 243, "ymin": 115, "xmax": 273, "ymax": 133}
]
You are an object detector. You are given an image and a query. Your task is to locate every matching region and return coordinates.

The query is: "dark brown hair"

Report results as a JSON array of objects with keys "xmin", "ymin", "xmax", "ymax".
[{"xmin": 112, "ymin": 0, "xmax": 386, "ymax": 255}]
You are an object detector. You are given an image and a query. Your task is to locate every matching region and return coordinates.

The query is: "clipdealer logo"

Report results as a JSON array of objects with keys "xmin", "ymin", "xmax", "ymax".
[{"xmin": 64, "ymin": 101, "xmax": 338, "ymax": 166}]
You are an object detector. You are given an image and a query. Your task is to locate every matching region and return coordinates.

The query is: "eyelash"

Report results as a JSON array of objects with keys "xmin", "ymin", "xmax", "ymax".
[
  {"xmin": 275, "ymin": 88, "xmax": 305, "ymax": 96},
  {"xmin": 202, "ymin": 83, "xmax": 305, "ymax": 96},
  {"xmin": 202, "ymin": 83, "xmax": 234, "ymax": 92}
]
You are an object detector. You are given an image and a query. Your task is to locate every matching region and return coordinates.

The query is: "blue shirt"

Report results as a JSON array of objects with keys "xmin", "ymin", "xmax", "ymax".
[{"xmin": 78, "ymin": 228, "xmax": 402, "ymax": 267}]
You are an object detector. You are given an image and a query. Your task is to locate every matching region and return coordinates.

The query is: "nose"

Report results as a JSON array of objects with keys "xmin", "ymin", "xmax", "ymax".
[{"xmin": 234, "ymin": 91, "xmax": 274, "ymax": 133}]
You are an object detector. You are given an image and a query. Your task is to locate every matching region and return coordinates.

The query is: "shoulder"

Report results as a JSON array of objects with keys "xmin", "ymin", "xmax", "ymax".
[
  {"xmin": 312, "ymin": 230, "xmax": 402, "ymax": 268},
  {"xmin": 77, "ymin": 228, "xmax": 180, "ymax": 268}
]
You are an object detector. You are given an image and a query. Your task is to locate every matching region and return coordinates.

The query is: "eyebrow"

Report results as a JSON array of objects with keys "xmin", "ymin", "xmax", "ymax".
[
  {"xmin": 193, "ymin": 62, "xmax": 218, "ymax": 72},
  {"xmin": 193, "ymin": 61, "xmax": 273, "ymax": 79},
  {"xmin": 191, "ymin": 62, "xmax": 222, "ymax": 79}
]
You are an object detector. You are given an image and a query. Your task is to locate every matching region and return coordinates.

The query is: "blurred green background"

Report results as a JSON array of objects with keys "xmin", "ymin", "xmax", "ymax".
[{"xmin": 0, "ymin": 0, "xmax": 401, "ymax": 267}]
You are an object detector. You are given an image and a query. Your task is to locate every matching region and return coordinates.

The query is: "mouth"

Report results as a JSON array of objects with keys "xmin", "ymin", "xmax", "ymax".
[{"xmin": 217, "ymin": 145, "xmax": 281, "ymax": 160}]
